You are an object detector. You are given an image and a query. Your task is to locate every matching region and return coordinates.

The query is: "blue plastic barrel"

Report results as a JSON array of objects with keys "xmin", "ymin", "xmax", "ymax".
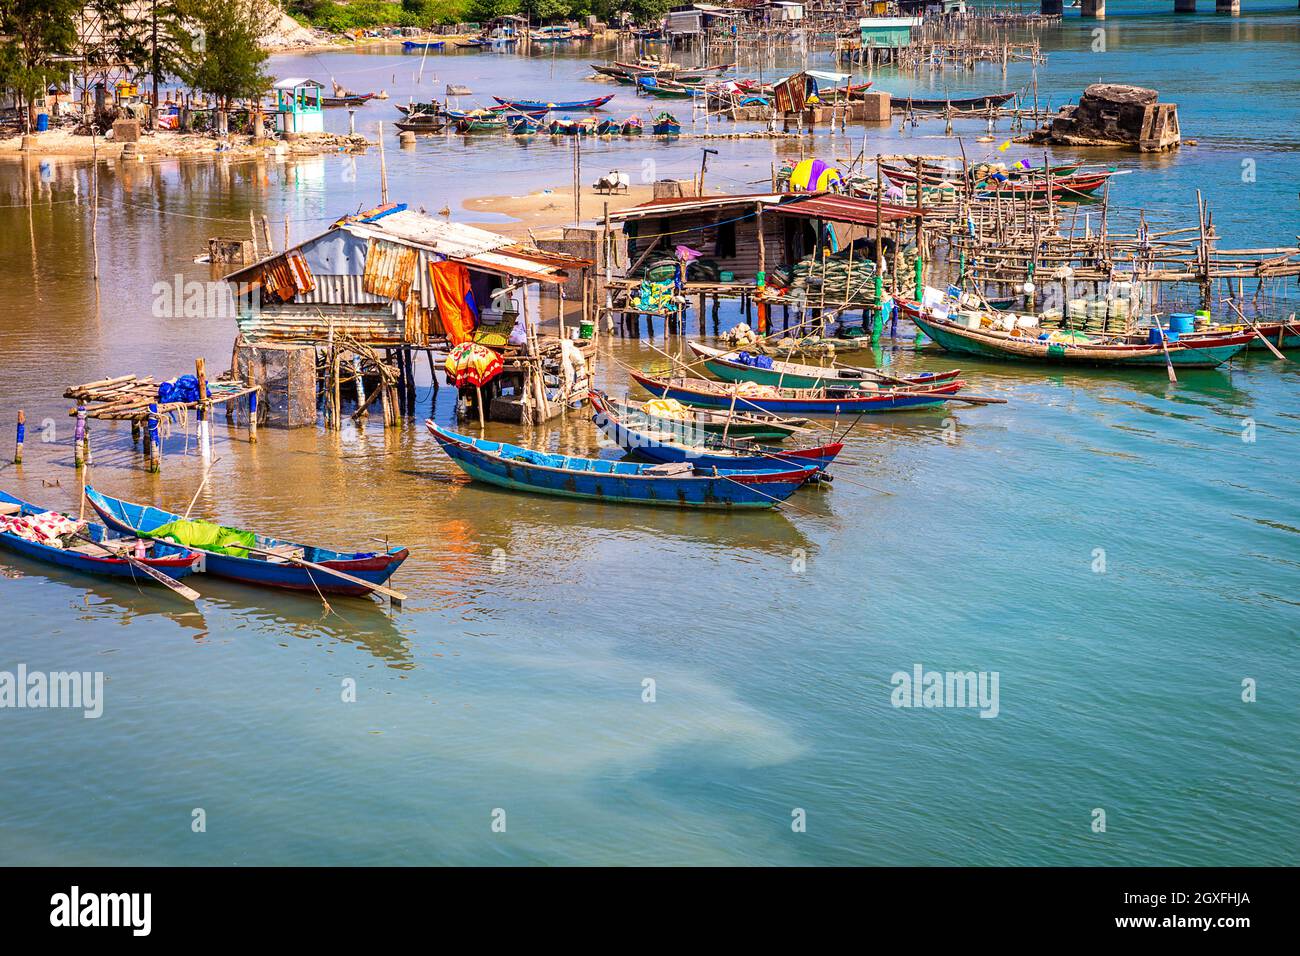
[
  {"xmin": 35, "ymin": 113, "xmax": 48, "ymax": 132},
  {"xmin": 1168, "ymin": 313, "xmax": 1195, "ymax": 334},
  {"xmin": 1148, "ymin": 326, "xmax": 1179, "ymax": 345}
]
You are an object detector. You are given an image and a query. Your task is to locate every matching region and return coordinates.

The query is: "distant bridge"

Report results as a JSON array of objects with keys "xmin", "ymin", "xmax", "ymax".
[{"xmin": 1040, "ymin": 0, "xmax": 1285, "ymax": 16}]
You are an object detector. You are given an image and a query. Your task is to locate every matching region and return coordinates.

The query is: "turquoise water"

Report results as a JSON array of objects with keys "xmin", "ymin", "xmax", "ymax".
[{"xmin": 0, "ymin": 12, "xmax": 1297, "ymax": 865}]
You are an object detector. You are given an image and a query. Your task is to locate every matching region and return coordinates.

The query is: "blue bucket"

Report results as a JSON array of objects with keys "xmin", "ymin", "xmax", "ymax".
[
  {"xmin": 35, "ymin": 113, "xmax": 48, "ymax": 132},
  {"xmin": 1148, "ymin": 326, "xmax": 1179, "ymax": 345},
  {"xmin": 1168, "ymin": 313, "xmax": 1195, "ymax": 334}
]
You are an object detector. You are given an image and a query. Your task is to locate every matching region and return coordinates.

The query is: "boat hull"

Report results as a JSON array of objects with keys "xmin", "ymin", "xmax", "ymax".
[
  {"xmin": 910, "ymin": 313, "xmax": 1251, "ymax": 368},
  {"xmin": 84, "ymin": 488, "xmax": 408, "ymax": 596},
  {"xmin": 0, "ymin": 491, "xmax": 199, "ymax": 583},
  {"xmin": 428, "ymin": 423, "xmax": 811, "ymax": 509},
  {"xmin": 630, "ymin": 371, "xmax": 961, "ymax": 414},
  {"xmin": 687, "ymin": 342, "xmax": 960, "ymax": 390}
]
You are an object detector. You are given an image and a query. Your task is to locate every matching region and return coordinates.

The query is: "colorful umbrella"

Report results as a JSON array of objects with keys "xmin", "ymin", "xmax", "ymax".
[
  {"xmin": 444, "ymin": 342, "xmax": 503, "ymax": 388},
  {"xmin": 789, "ymin": 158, "xmax": 842, "ymax": 193}
]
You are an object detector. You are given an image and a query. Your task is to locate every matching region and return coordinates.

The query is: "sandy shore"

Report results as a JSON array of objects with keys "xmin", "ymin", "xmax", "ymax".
[
  {"xmin": 462, "ymin": 181, "xmax": 702, "ymax": 238},
  {"xmin": 0, "ymin": 128, "xmax": 375, "ymax": 160}
]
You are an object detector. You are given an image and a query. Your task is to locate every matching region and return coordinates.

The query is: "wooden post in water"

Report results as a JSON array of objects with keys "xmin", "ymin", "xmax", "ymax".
[
  {"xmin": 147, "ymin": 405, "xmax": 161, "ymax": 473},
  {"xmin": 13, "ymin": 410, "xmax": 23, "ymax": 464},
  {"xmin": 73, "ymin": 404, "xmax": 87, "ymax": 469},
  {"xmin": 379, "ymin": 121, "xmax": 389, "ymax": 205},
  {"xmin": 195, "ymin": 357, "xmax": 209, "ymax": 458}
]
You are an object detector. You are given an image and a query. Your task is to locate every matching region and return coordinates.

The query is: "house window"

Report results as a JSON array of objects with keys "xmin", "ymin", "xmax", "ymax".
[{"xmin": 715, "ymin": 220, "xmax": 736, "ymax": 259}]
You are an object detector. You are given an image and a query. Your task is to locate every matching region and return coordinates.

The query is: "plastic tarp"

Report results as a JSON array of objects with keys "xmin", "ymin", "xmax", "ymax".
[{"xmin": 148, "ymin": 519, "xmax": 256, "ymax": 557}]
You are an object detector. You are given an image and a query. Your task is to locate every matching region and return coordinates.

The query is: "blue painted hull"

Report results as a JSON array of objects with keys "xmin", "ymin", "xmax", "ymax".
[
  {"xmin": 84, "ymin": 487, "xmax": 408, "ymax": 596},
  {"xmin": 629, "ymin": 372, "xmax": 960, "ymax": 414},
  {"xmin": 428, "ymin": 422, "xmax": 812, "ymax": 509},
  {"xmin": 0, "ymin": 490, "xmax": 198, "ymax": 583}
]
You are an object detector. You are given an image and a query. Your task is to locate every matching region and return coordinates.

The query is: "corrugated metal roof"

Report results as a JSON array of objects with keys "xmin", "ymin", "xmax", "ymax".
[
  {"xmin": 609, "ymin": 193, "xmax": 783, "ymax": 222},
  {"xmin": 766, "ymin": 193, "xmax": 921, "ymax": 226}
]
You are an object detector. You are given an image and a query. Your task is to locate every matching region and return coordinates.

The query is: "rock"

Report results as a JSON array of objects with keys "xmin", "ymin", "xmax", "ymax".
[{"xmin": 1027, "ymin": 83, "xmax": 1179, "ymax": 152}]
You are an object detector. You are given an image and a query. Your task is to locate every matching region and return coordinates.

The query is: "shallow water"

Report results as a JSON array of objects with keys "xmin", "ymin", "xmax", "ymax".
[{"xmin": 0, "ymin": 9, "xmax": 1297, "ymax": 865}]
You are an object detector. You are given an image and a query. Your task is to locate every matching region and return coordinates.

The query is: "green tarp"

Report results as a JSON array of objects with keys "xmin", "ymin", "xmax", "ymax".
[{"xmin": 149, "ymin": 519, "xmax": 256, "ymax": 557}]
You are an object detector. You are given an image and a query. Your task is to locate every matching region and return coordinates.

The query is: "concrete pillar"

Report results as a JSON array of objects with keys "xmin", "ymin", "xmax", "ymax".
[
  {"xmin": 1081, "ymin": 0, "xmax": 1105, "ymax": 16},
  {"xmin": 1215, "ymin": 0, "xmax": 1239, "ymax": 12},
  {"xmin": 1041, "ymin": 0, "xmax": 1063, "ymax": 13},
  {"xmin": 1174, "ymin": 0, "xmax": 1195, "ymax": 11}
]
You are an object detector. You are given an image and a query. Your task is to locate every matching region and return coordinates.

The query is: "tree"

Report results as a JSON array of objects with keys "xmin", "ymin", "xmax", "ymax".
[
  {"xmin": 0, "ymin": 0, "xmax": 81, "ymax": 128},
  {"xmin": 169, "ymin": 0, "xmax": 272, "ymax": 133}
]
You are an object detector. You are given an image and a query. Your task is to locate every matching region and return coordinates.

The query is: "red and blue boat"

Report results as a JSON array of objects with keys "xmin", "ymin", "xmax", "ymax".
[
  {"xmin": 427, "ymin": 421, "xmax": 816, "ymax": 509},
  {"xmin": 84, "ymin": 487, "xmax": 408, "ymax": 596},
  {"xmin": 629, "ymin": 371, "xmax": 966, "ymax": 415},
  {"xmin": 589, "ymin": 392, "xmax": 843, "ymax": 476},
  {"xmin": 0, "ymin": 490, "xmax": 199, "ymax": 584},
  {"xmin": 492, "ymin": 94, "xmax": 614, "ymax": 112}
]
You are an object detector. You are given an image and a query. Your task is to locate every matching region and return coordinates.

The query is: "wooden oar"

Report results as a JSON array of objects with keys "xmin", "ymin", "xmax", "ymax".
[
  {"xmin": 241, "ymin": 546, "xmax": 407, "ymax": 603},
  {"xmin": 1149, "ymin": 315, "xmax": 1178, "ymax": 384},
  {"xmin": 70, "ymin": 532, "xmax": 201, "ymax": 603},
  {"xmin": 1225, "ymin": 300, "xmax": 1289, "ymax": 361}
]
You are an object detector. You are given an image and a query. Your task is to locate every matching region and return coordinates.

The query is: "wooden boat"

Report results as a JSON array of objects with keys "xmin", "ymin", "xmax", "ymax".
[
  {"xmin": 615, "ymin": 395, "xmax": 812, "ymax": 440},
  {"xmin": 455, "ymin": 38, "xmax": 490, "ymax": 48},
  {"xmin": 976, "ymin": 172, "xmax": 1111, "ymax": 201},
  {"xmin": 84, "ymin": 487, "xmax": 409, "ymax": 596},
  {"xmin": 1178, "ymin": 317, "xmax": 1300, "ymax": 352},
  {"xmin": 549, "ymin": 117, "xmax": 598, "ymax": 136},
  {"xmin": 456, "ymin": 115, "xmax": 507, "ymax": 133},
  {"xmin": 686, "ymin": 342, "xmax": 962, "ymax": 391},
  {"xmin": 510, "ymin": 114, "xmax": 547, "ymax": 134},
  {"xmin": 493, "ymin": 94, "xmax": 614, "ymax": 111},
  {"xmin": 897, "ymin": 92, "xmax": 1015, "ymax": 111},
  {"xmin": 394, "ymin": 113, "xmax": 446, "ymax": 132},
  {"xmin": 402, "ymin": 40, "xmax": 445, "ymax": 51},
  {"xmin": 630, "ymin": 371, "xmax": 966, "ymax": 414},
  {"xmin": 426, "ymin": 421, "xmax": 815, "ymax": 510},
  {"xmin": 652, "ymin": 112, "xmax": 681, "ymax": 135},
  {"xmin": 621, "ymin": 116, "xmax": 644, "ymax": 135},
  {"xmin": 631, "ymin": 28, "xmax": 664, "ymax": 40},
  {"xmin": 907, "ymin": 309, "xmax": 1254, "ymax": 368},
  {"xmin": 322, "ymin": 93, "xmax": 375, "ymax": 107},
  {"xmin": 0, "ymin": 490, "xmax": 200, "ymax": 585},
  {"xmin": 882, "ymin": 159, "xmax": 1084, "ymax": 187},
  {"xmin": 637, "ymin": 77, "xmax": 702, "ymax": 100},
  {"xmin": 589, "ymin": 392, "xmax": 843, "ymax": 475}
]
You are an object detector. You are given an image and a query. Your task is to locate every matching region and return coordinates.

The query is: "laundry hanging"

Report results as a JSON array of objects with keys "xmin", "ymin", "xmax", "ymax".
[{"xmin": 428, "ymin": 260, "xmax": 479, "ymax": 345}]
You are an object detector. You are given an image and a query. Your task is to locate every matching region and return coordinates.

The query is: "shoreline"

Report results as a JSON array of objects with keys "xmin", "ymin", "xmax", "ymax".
[
  {"xmin": 0, "ymin": 129, "xmax": 375, "ymax": 160},
  {"xmin": 460, "ymin": 180, "xmax": 700, "ymax": 238}
]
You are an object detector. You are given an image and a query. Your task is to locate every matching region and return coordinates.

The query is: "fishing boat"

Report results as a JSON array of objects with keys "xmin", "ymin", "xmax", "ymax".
[
  {"xmin": 621, "ymin": 116, "xmax": 644, "ymax": 135},
  {"xmin": 0, "ymin": 490, "xmax": 200, "ymax": 585},
  {"xmin": 84, "ymin": 487, "xmax": 409, "ymax": 596},
  {"xmin": 686, "ymin": 342, "xmax": 962, "ymax": 391},
  {"xmin": 637, "ymin": 76, "xmax": 702, "ymax": 100},
  {"xmin": 426, "ymin": 421, "xmax": 816, "ymax": 510},
  {"xmin": 589, "ymin": 392, "xmax": 843, "ymax": 475},
  {"xmin": 897, "ymin": 92, "xmax": 1016, "ymax": 111},
  {"xmin": 530, "ymin": 26, "xmax": 574, "ymax": 43},
  {"xmin": 510, "ymin": 114, "xmax": 547, "ymax": 134},
  {"xmin": 322, "ymin": 92, "xmax": 376, "ymax": 107},
  {"xmin": 976, "ymin": 172, "xmax": 1111, "ymax": 201},
  {"xmin": 630, "ymin": 371, "xmax": 966, "ymax": 415},
  {"xmin": 906, "ymin": 308, "xmax": 1254, "ymax": 368},
  {"xmin": 631, "ymin": 28, "xmax": 664, "ymax": 40},
  {"xmin": 493, "ymin": 94, "xmax": 615, "ymax": 111},
  {"xmin": 549, "ymin": 117, "xmax": 599, "ymax": 136},
  {"xmin": 455, "ymin": 38, "xmax": 490, "ymax": 48},
  {"xmin": 402, "ymin": 40, "xmax": 445, "ymax": 51},
  {"xmin": 614, "ymin": 395, "xmax": 812, "ymax": 440},
  {"xmin": 394, "ymin": 112, "xmax": 446, "ymax": 132},
  {"xmin": 456, "ymin": 114, "xmax": 508, "ymax": 133},
  {"xmin": 652, "ymin": 112, "xmax": 681, "ymax": 135}
]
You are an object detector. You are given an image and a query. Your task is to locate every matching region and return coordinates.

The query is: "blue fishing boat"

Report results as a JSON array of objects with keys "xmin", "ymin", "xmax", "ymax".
[
  {"xmin": 652, "ymin": 111, "xmax": 681, "ymax": 135},
  {"xmin": 629, "ymin": 371, "xmax": 966, "ymax": 415},
  {"xmin": 589, "ymin": 392, "xmax": 843, "ymax": 475},
  {"xmin": 426, "ymin": 421, "xmax": 816, "ymax": 509},
  {"xmin": 402, "ymin": 40, "xmax": 445, "ymax": 51},
  {"xmin": 492, "ymin": 94, "xmax": 614, "ymax": 111},
  {"xmin": 0, "ymin": 490, "xmax": 199, "ymax": 584},
  {"xmin": 84, "ymin": 487, "xmax": 408, "ymax": 596}
]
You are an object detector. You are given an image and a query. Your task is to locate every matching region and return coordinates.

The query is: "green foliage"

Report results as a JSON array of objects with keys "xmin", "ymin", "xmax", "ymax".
[
  {"xmin": 169, "ymin": 0, "xmax": 273, "ymax": 107},
  {"xmin": 0, "ymin": 0, "xmax": 81, "ymax": 119},
  {"xmin": 296, "ymin": 0, "xmax": 473, "ymax": 31}
]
